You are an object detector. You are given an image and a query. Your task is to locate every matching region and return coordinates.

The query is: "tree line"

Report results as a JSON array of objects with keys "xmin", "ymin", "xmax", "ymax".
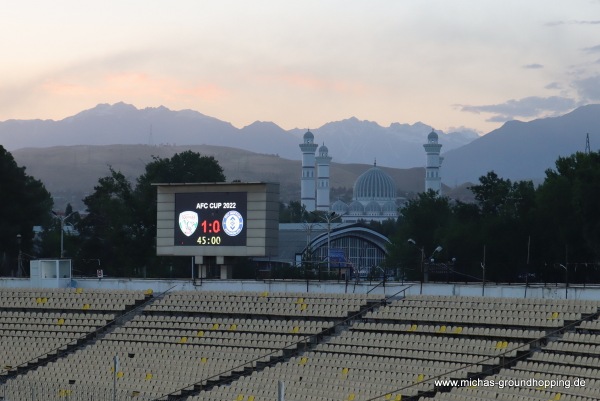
[
  {"xmin": 0, "ymin": 146, "xmax": 225, "ymax": 278},
  {"xmin": 2, "ymin": 143, "xmax": 599, "ymax": 283},
  {"xmin": 386, "ymin": 151, "xmax": 600, "ymax": 284}
]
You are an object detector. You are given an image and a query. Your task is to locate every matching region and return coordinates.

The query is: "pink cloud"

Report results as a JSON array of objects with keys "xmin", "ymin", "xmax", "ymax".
[{"xmin": 41, "ymin": 72, "xmax": 227, "ymax": 102}]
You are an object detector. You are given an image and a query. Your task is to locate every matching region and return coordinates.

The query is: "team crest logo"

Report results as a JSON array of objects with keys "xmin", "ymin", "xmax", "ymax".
[
  {"xmin": 178, "ymin": 211, "xmax": 199, "ymax": 237},
  {"xmin": 222, "ymin": 211, "xmax": 244, "ymax": 236}
]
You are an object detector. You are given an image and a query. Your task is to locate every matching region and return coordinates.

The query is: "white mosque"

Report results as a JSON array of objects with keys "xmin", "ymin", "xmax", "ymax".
[{"xmin": 299, "ymin": 129, "xmax": 442, "ymax": 223}]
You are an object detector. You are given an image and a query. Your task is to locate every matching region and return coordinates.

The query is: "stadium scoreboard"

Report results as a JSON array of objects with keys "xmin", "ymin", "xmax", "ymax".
[
  {"xmin": 155, "ymin": 182, "xmax": 278, "ymax": 257},
  {"xmin": 175, "ymin": 191, "xmax": 247, "ymax": 247}
]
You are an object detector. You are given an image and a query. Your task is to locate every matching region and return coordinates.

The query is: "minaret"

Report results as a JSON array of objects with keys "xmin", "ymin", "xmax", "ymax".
[
  {"xmin": 423, "ymin": 130, "xmax": 443, "ymax": 194},
  {"xmin": 316, "ymin": 143, "xmax": 332, "ymax": 211},
  {"xmin": 299, "ymin": 130, "xmax": 318, "ymax": 211}
]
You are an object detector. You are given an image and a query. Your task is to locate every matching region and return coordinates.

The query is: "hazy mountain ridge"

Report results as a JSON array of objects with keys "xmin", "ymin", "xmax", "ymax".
[
  {"xmin": 4, "ymin": 102, "xmax": 599, "ymax": 193},
  {"xmin": 11, "ymin": 144, "xmax": 431, "ymax": 211},
  {"xmin": 0, "ymin": 102, "xmax": 477, "ymax": 168},
  {"xmin": 442, "ymin": 105, "xmax": 600, "ymax": 184}
]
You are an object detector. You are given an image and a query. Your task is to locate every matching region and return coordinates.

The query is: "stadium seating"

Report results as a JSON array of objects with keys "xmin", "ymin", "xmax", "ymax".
[
  {"xmin": 2, "ymin": 290, "xmax": 600, "ymax": 401},
  {"xmin": 1, "ymin": 290, "xmax": 374, "ymax": 400},
  {"xmin": 0, "ymin": 288, "xmax": 146, "ymax": 377}
]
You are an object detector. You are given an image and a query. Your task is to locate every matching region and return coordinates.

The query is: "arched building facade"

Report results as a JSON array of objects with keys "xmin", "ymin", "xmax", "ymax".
[{"xmin": 309, "ymin": 224, "xmax": 391, "ymax": 270}]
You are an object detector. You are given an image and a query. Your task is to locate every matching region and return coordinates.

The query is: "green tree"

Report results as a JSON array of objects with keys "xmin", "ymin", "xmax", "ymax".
[
  {"xmin": 535, "ymin": 151, "xmax": 600, "ymax": 282},
  {"xmin": 469, "ymin": 172, "xmax": 536, "ymax": 282},
  {"xmin": 385, "ymin": 190, "xmax": 452, "ymax": 279},
  {"xmin": 78, "ymin": 151, "xmax": 226, "ymax": 277},
  {"xmin": 0, "ymin": 145, "xmax": 53, "ymax": 275},
  {"xmin": 38, "ymin": 203, "xmax": 82, "ymax": 259},
  {"xmin": 77, "ymin": 169, "xmax": 138, "ymax": 276},
  {"xmin": 279, "ymin": 200, "xmax": 309, "ymax": 223}
]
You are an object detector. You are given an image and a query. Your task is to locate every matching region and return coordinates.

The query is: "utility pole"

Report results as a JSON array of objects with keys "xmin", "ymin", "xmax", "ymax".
[
  {"xmin": 585, "ymin": 133, "xmax": 591, "ymax": 154},
  {"xmin": 312, "ymin": 211, "xmax": 342, "ymax": 274}
]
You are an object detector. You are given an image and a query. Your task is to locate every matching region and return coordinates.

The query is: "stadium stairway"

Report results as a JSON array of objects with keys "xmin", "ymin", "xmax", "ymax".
[{"xmin": 144, "ymin": 290, "xmax": 391, "ymax": 401}]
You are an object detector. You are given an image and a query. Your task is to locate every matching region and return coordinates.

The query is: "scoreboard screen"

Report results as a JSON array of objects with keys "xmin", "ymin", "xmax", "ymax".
[{"xmin": 174, "ymin": 192, "xmax": 247, "ymax": 247}]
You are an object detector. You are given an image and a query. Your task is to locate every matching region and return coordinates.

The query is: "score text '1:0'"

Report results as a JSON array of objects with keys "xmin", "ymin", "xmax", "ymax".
[{"xmin": 201, "ymin": 220, "xmax": 221, "ymax": 234}]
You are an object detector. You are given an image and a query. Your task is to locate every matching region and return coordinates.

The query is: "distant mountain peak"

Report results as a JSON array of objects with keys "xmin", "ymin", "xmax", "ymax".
[
  {"xmin": 69, "ymin": 102, "xmax": 138, "ymax": 120},
  {"xmin": 244, "ymin": 121, "xmax": 281, "ymax": 128}
]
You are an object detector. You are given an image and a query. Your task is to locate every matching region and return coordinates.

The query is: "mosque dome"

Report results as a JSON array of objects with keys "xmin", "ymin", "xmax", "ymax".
[
  {"xmin": 427, "ymin": 130, "xmax": 438, "ymax": 143},
  {"xmin": 303, "ymin": 130, "xmax": 314, "ymax": 144},
  {"xmin": 353, "ymin": 164, "xmax": 396, "ymax": 202}
]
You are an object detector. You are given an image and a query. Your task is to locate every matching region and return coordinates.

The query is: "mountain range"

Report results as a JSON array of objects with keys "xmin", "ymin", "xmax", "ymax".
[
  {"xmin": 0, "ymin": 102, "xmax": 477, "ymax": 168},
  {"xmin": 3, "ymin": 103, "xmax": 600, "ymax": 210}
]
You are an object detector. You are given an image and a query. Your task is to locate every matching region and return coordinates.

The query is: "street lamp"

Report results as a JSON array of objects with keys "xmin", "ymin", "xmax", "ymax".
[
  {"xmin": 407, "ymin": 239, "xmax": 424, "ymax": 294},
  {"xmin": 407, "ymin": 239, "xmax": 441, "ymax": 295},
  {"xmin": 427, "ymin": 246, "xmax": 443, "ymax": 285},
  {"xmin": 52, "ymin": 211, "xmax": 75, "ymax": 258},
  {"xmin": 312, "ymin": 211, "xmax": 343, "ymax": 274},
  {"xmin": 560, "ymin": 264, "xmax": 568, "ymax": 299}
]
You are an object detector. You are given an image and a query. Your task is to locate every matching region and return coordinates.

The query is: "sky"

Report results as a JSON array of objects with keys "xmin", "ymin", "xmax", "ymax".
[{"xmin": 1, "ymin": 0, "xmax": 600, "ymax": 135}]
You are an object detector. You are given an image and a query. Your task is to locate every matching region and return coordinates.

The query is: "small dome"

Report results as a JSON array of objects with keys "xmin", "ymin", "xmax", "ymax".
[
  {"xmin": 303, "ymin": 130, "xmax": 314, "ymax": 144},
  {"xmin": 348, "ymin": 201, "xmax": 364, "ymax": 215},
  {"xmin": 318, "ymin": 143, "xmax": 329, "ymax": 156},
  {"xmin": 382, "ymin": 201, "xmax": 398, "ymax": 215},
  {"xmin": 331, "ymin": 200, "xmax": 349, "ymax": 214},
  {"xmin": 353, "ymin": 165, "xmax": 396, "ymax": 202},
  {"xmin": 365, "ymin": 200, "xmax": 382, "ymax": 215},
  {"xmin": 427, "ymin": 130, "xmax": 438, "ymax": 143}
]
